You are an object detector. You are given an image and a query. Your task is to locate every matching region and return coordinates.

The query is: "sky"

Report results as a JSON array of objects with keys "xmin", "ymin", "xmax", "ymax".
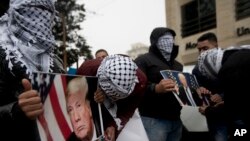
[{"xmin": 79, "ymin": 0, "xmax": 166, "ymax": 56}]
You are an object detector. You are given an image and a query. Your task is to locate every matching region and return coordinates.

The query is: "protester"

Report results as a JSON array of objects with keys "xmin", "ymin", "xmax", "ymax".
[
  {"xmin": 192, "ymin": 32, "xmax": 219, "ymax": 92},
  {"xmin": 77, "ymin": 54, "xmax": 147, "ymax": 140},
  {"xmin": 66, "ymin": 77, "xmax": 95, "ymax": 141},
  {"xmin": 0, "ymin": 0, "xmax": 65, "ymax": 140},
  {"xmin": 198, "ymin": 45, "xmax": 250, "ymax": 141},
  {"xmin": 95, "ymin": 49, "xmax": 109, "ymax": 60},
  {"xmin": 134, "ymin": 27, "xmax": 183, "ymax": 141},
  {"xmin": 192, "ymin": 32, "xmax": 227, "ymax": 141}
]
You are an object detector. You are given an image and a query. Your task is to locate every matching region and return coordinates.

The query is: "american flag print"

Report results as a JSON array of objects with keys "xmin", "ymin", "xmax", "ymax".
[
  {"xmin": 183, "ymin": 72, "xmax": 199, "ymax": 89},
  {"xmin": 160, "ymin": 70, "xmax": 199, "ymax": 90},
  {"xmin": 31, "ymin": 72, "xmax": 73, "ymax": 141},
  {"xmin": 31, "ymin": 73, "xmax": 103, "ymax": 141},
  {"xmin": 160, "ymin": 70, "xmax": 208, "ymax": 106},
  {"xmin": 160, "ymin": 70, "xmax": 181, "ymax": 86}
]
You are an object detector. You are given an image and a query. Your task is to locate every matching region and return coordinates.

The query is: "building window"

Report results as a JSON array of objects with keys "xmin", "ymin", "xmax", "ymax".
[
  {"xmin": 181, "ymin": 0, "xmax": 216, "ymax": 37},
  {"xmin": 236, "ymin": 0, "xmax": 250, "ymax": 20}
]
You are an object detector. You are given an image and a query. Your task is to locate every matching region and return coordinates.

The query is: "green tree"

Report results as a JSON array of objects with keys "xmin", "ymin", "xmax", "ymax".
[{"xmin": 54, "ymin": 0, "xmax": 93, "ymax": 68}]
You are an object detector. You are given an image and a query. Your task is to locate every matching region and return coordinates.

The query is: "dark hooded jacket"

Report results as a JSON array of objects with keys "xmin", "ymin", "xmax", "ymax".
[{"xmin": 134, "ymin": 27, "xmax": 183, "ymax": 120}]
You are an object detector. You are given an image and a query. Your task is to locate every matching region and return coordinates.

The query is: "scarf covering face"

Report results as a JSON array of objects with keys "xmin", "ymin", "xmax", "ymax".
[
  {"xmin": 97, "ymin": 54, "xmax": 138, "ymax": 130},
  {"xmin": 225, "ymin": 45, "xmax": 250, "ymax": 51},
  {"xmin": 97, "ymin": 54, "xmax": 139, "ymax": 102},
  {"xmin": 157, "ymin": 33, "xmax": 174, "ymax": 62},
  {"xmin": 0, "ymin": 0, "xmax": 56, "ymax": 76},
  {"xmin": 198, "ymin": 48, "xmax": 224, "ymax": 80}
]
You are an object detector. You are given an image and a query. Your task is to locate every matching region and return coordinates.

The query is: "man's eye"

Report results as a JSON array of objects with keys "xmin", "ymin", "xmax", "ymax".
[
  {"xmin": 67, "ymin": 108, "xmax": 72, "ymax": 113},
  {"xmin": 77, "ymin": 103, "xmax": 81, "ymax": 108}
]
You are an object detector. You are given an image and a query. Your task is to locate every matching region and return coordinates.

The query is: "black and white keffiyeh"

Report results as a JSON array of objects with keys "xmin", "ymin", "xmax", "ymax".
[
  {"xmin": 198, "ymin": 48, "xmax": 224, "ymax": 80},
  {"xmin": 0, "ymin": 0, "xmax": 56, "ymax": 77},
  {"xmin": 97, "ymin": 54, "xmax": 138, "ymax": 102},
  {"xmin": 224, "ymin": 45, "xmax": 250, "ymax": 51},
  {"xmin": 157, "ymin": 33, "xmax": 174, "ymax": 62},
  {"xmin": 97, "ymin": 54, "xmax": 139, "ymax": 130},
  {"xmin": 198, "ymin": 45, "xmax": 250, "ymax": 80}
]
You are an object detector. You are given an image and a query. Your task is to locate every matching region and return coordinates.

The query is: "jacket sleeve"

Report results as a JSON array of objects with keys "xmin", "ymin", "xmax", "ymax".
[
  {"xmin": 0, "ymin": 77, "xmax": 25, "ymax": 121},
  {"xmin": 0, "ymin": 54, "xmax": 26, "ymax": 122},
  {"xmin": 0, "ymin": 101, "xmax": 15, "ymax": 119},
  {"xmin": 0, "ymin": 101, "xmax": 24, "ymax": 121},
  {"xmin": 204, "ymin": 103, "xmax": 225, "ymax": 121}
]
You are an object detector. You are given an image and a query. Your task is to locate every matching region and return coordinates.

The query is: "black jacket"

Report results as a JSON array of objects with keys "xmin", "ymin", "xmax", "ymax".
[
  {"xmin": 219, "ymin": 49, "xmax": 250, "ymax": 136},
  {"xmin": 135, "ymin": 27, "xmax": 183, "ymax": 120},
  {"xmin": 0, "ymin": 48, "xmax": 65, "ymax": 141}
]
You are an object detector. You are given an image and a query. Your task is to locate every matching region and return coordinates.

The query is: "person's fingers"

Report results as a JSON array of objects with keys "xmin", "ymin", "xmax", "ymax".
[
  {"xmin": 198, "ymin": 107, "xmax": 202, "ymax": 112},
  {"xmin": 198, "ymin": 87, "xmax": 210, "ymax": 95},
  {"xmin": 214, "ymin": 101, "xmax": 224, "ymax": 107},
  {"xmin": 94, "ymin": 93, "xmax": 105, "ymax": 103},
  {"xmin": 19, "ymin": 79, "xmax": 39, "ymax": 103},
  {"xmin": 95, "ymin": 97, "xmax": 103, "ymax": 103},
  {"xmin": 157, "ymin": 81, "xmax": 176, "ymax": 93},
  {"xmin": 22, "ymin": 79, "xmax": 32, "ymax": 91},
  {"xmin": 19, "ymin": 92, "xmax": 41, "ymax": 105},
  {"xmin": 19, "ymin": 89, "xmax": 39, "ymax": 99},
  {"xmin": 198, "ymin": 107, "xmax": 206, "ymax": 115},
  {"xmin": 21, "ymin": 102, "xmax": 43, "ymax": 113},
  {"xmin": 18, "ymin": 87, "xmax": 43, "ymax": 120},
  {"xmin": 105, "ymin": 126, "xmax": 115, "ymax": 141},
  {"xmin": 25, "ymin": 108, "xmax": 44, "ymax": 120},
  {"xmin": 211, "ymin": 95, "xmax": 222, "ymax": 102}
]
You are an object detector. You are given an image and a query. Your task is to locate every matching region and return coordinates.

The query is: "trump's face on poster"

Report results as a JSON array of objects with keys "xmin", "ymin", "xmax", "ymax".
[{"xmin": 66, "ymin": 77, "xmax": 94, "ymax": 141}]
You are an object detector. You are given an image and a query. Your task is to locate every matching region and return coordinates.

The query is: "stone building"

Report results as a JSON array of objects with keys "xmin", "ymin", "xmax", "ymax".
[{"xmin": 165, "ymin": 0, "xmax": 250, "ymax": 65}]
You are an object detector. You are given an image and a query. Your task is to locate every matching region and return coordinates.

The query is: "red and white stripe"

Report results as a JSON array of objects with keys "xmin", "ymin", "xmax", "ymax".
[{"xmin": 37, "ymin": 75, "xmax": 72, "ymax": 141}]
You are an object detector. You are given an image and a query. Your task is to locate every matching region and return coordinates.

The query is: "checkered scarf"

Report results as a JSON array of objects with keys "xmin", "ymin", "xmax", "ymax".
[
  {"xmin": 157, "ymin": 33, "xmax": 174, "ymax": 61},
  {"xmin": 97, "ymin": 54, "xmax": 138, "ymax": 102},
  {"xmin": 97, "ymin": 54, "xmax": 139, "ymax": 130},
  {"xmin": 198, "ymin": 48, "xmax": 224, "ymax": 80},
  {"xmin": 0, "ymin": 0, "xmax": 56, "ymax": 77},
  {"xmin": 198, "ymin": 45, "xmax": 250, "ymax": 80}
]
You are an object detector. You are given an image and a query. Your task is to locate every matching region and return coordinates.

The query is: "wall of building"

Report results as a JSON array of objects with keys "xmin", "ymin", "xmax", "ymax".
[{"xmin": 165, "ymin": 0, "xmax": 250, "ymax": 65}]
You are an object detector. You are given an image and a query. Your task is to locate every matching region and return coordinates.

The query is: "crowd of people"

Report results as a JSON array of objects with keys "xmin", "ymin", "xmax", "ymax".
[{"xmin": 0, "ymin": 0, "xmax": 249, "ymax": 141}]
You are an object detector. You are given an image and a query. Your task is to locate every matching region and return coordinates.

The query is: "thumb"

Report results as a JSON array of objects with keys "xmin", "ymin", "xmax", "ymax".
[{"xmin": 22, "ymin": 79, "xmax": 32, "ymax": 91}]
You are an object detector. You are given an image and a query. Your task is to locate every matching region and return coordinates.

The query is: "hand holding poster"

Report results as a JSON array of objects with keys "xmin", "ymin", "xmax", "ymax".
[
  {"xmin": 160, "ymin": 70, "xmax": 208, "ymax": 107},
  {"xmin": 31, "ymin": 72, "xmax": 103, "ymax": 141},
  {"xmin": 31, "ymin": 72, "xmax": 149, "ymax": 140},
  {"xmin": 160, "ymin": 70, "xmax": 208, "ymax": 132}
]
